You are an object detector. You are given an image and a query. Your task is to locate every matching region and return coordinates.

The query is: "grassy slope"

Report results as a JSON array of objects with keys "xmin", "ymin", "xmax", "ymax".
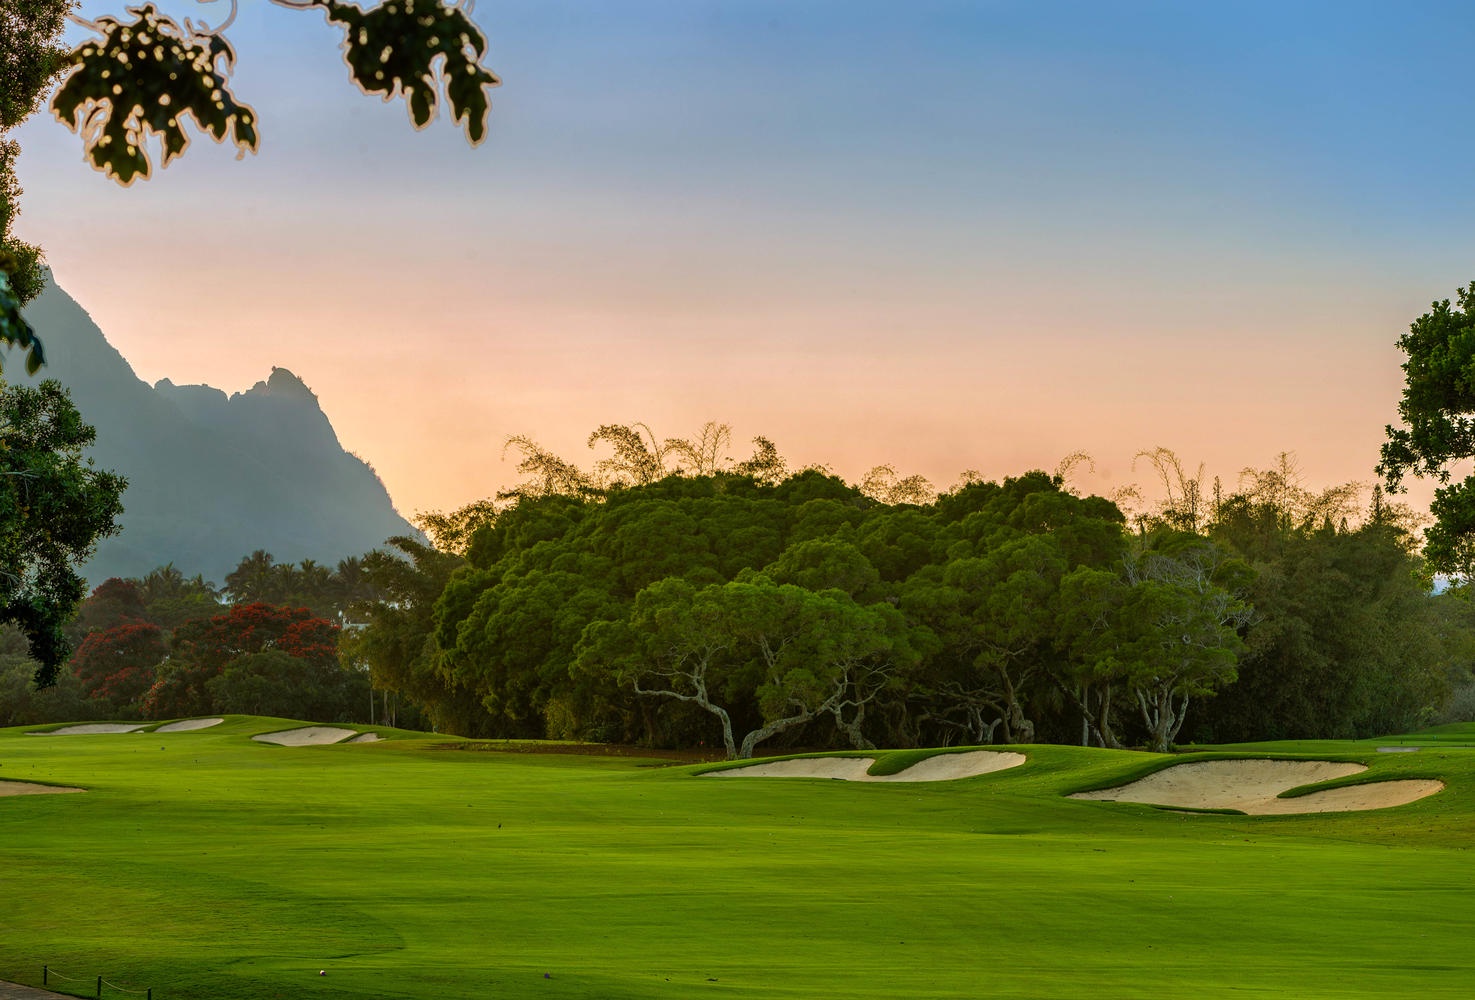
[{"xmin": 1, "ymin": 718, "xmax": 1472, "ymax": 1000}]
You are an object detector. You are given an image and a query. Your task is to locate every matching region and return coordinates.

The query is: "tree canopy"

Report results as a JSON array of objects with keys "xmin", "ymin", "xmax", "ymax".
[
  {"xmin": 141, "ymin": 600, "xmax": 359, "ymax": 720},
  {"xmin": 408, "ymin": 450, "xmax": 1261, "ymax": 757},
  {"xmin": 378, "ymin": 430, "xmax": 1459, "ymax": 754},
  {"xmin": 0, "ymin": 378, "xmax": 125, "ymax": 684},
  {"xmin": 0, "ymin": 414, "xmax": 1458, "ymax": 748},
  {"xmin": 1380, "ymin": 281, "xmax": 1475, "ymax": 577}
]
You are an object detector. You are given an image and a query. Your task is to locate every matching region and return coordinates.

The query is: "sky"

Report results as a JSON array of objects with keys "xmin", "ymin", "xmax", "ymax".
[{"xmin": 13, "ymin": 0, "xmax": 1475, "ymax": 521}]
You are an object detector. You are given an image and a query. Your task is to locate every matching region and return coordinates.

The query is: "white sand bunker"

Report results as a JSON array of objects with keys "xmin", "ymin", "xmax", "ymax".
[
  {"xmin": 708, "ymin": 750, "xmax": 1026, "ymax": 782},
  {"xmin": 347, "ymin": 733, "xmax": 380, "ymax": 743},
  {"xmin": 154, "ymin": 718, "xmax": 224, "ymax": 732},
  {"xmin": 38, "ymin": 723, "xmax": 146, "ymax": 735},
  {"xmin": 0, "ymin": 780, "xmax": 84, "ymax": 796},
  {"xmin": 252, "ymin": 727, "xmax": 359, "ymax": 746},
  {"xmin": 1071, "ymin": 759, "xmax": 1444, "ymax": 815}
]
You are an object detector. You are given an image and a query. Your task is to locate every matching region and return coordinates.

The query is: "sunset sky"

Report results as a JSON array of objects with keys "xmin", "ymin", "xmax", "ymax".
[{"xmin": 13, "ymin": 1, "xmax": 1475, "ymax": 519}]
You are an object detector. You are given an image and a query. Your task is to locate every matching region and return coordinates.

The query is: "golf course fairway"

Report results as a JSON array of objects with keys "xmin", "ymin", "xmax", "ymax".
[{"xmin": 1, "ymin": 716, "xmax": 1471, "ymax": 999}]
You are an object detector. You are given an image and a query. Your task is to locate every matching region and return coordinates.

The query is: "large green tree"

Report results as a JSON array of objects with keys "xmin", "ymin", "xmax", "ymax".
[
  {"xmin": 898, "ymin": 473, "xmax": 1128, "ymax": 747},
  {"xmin": 0, "ymin": 0, "xmax": 72, "ymax": 367},
  {"xmin": 0, "ymin": 623, "xmax": 97, "ymax": 725},
  {"xmin": 1380, "ymin": 281, "xmax": 1475, "ymax": 577},
  {"xmin": 432, "ymin": 474, "xmax": 844, "ymax": 743},
  {"xmin": 1047, "ymin": 535, "xmax": 1251, "ymax": 753},
  {"xmin": 902, "ymin": 535, "xmax": 1067, "ymax": 745},
  {"xmin": 206, "ymin": 647, "xmax": 368, "ymax": 723},
  {"xmin": 347, "ymin": 535, "xmax": 484, "ymax": 734},
  {"xmin": 1124, "ymin": 456, "xmax": 1444, "ymax": 744},
  {"xmin": 1187, "ymin": 496, "xmax": 1445, "ymax": 742},
  {"xmin": 0, "ymin": 378, "xmax": 124, "ymax": 684},
  {"xmin": 1111, "ymin": 537, "xmax": 1252, "ymax": 753},
  {"xmin": 576, "ymin": 576, "xmax": 919, "ymax": 759}
]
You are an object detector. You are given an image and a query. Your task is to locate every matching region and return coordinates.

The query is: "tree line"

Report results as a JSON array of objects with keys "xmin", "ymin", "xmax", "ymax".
[
  {"xmin": 349, "ymin": 427, "xmax": 1472, "ymax": 757},
  {"xmin": 3, "ymin": 423, "xmax": 1471, "ymax": 757},
  {"xmin": 0, "ymin": 555, "xmax": 381, "ymax": 727}
]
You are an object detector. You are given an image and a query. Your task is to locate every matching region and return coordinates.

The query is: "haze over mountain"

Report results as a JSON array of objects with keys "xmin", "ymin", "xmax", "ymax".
[{"xmin": 4, "ymin": 279, "xmax": 420, "ymax": 586}]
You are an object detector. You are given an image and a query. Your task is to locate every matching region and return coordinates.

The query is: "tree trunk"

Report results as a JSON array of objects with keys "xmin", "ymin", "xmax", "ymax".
[
  {"xmin": 1137, "ymin": 685, "xmax": 1176, "ymax": 754},
  {"xmin": 966, "ymin": 704, "xmax": 1002, "ymax": 745},
  {"xmin": 632, "ymin": 679, "xmax": 737, "ymax": 758},
  {"xmin": 1165, "ymin": 693, "xmax": 1191, "ymax": 747},
  {"xmin": 833, "ymin": 702, "xmax": 875, "ymax": 750},
  {"xmin": 1049, "ymin": 673, "xmax": 1117, "ymax": 749},
  {"xmin": 1095, "ymin": 683, "xmax": 1124, "ymax": 750},
  {"xmin": 739, "ymin": 706, "xmax": 813, "ymax": 759},
  {"xmin": 713, "ymin": 704, "xmax": 737, "ymax": 759},
  {"xmin": 999, "ymin": 667, "xmax": 1034, "ymax": 744}
]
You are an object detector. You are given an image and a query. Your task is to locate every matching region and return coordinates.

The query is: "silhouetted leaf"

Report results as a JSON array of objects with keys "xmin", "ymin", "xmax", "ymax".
[
  {"xmin": 318, "ymin": 0, "xmax": 500, "ymax": 144},
  {"xmin": 50, "ymin": 4, "xmax": 259, "ymax": 185},
  {"xmin": 0, "ymin": 270, "xmax": 44, "ymax": 374}
]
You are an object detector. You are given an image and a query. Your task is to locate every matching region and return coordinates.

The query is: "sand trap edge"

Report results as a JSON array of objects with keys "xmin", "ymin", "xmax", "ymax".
[
  {"xmin": 154, "ymin": 718, "xmax": 224, "ymax": 733},
  {"xmin": 1258, "ymin": 779, "xmax": 1445, "ymax": 815},
  {"xmin": 252, "ymin": 726, "xmax": 360, "ymax": 746},
  {"xmin": 705, "ymin": 749, "xmax": 1027, "ymax": 782},
  {"xmin": 1069, "ymin": 758, "xmax": 1445, "ymax": 815},
  {"xmin": 33, "ymin": 723, "xmax": 147, "ymax": 735},
  {"xmin": 0, "ymin": 780, "xmax": 85, "ymax": 797}
]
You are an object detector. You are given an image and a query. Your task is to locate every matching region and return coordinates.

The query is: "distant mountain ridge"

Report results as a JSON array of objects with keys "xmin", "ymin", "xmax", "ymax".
[{"xmin": 4, "ymin": 278, "xmax": 421, "ymax": 586}]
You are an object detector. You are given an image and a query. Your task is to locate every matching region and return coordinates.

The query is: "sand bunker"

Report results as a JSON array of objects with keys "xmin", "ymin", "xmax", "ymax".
[
  {"xmin": 1071, "ymin": 759, "xmax": 1444, "ymax": 815},
  {"xmin": 708, "ymin": 750, "xmax": 1026, "ymax": 782},
  {"xmin": 154, "ymin": 718, "xmax": 224, "ymax": 732},
  {"xmin": 252, "ymin": 727, "xmax": 359, "ymax": 746},
  {"xmin": 37, "ymin": 723, "xmax": 146, "ymax": 735},
  {"xmin": 0, "ymin": 780, "xmax": 84, "ymax": 797},
  {"xmin": 712, "ymin": 757, "xmax": 874, "ymax": 780},
  {"xmin": 347, "ymin": 733, "xmax": 381, "ymax": 743}
]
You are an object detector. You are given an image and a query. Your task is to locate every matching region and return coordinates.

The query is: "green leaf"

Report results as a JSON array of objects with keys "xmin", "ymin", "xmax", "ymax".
[
  {"xmin": 0, "ymin": 270, "xmax": 45, "ymax": 374},
  {"xmin": 317, "ymin": 0, "xmax": 500, "ymax": 145},
  {"xmin": 49, "ymin": 4, "xmax": 260, "ymax": 185}
]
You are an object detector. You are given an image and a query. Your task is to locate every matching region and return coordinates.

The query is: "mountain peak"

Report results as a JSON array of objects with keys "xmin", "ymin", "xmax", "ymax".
[
  {"xmin": 11, "ymin": 279, "xmax": 421, "ymax": 584},
  {"xmin": 238, "ymin": 366, "xmax": 318, "ymax": 402}
]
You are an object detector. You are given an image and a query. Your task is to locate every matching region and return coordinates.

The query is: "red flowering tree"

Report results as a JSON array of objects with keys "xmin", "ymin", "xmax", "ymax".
[
  {"xmin": 69, "ymin": 622, "xmax": 166, "ymax": 715},
  {"xmin": 141, "ymin": 603, "xmax": 348, "ymax": 720}
]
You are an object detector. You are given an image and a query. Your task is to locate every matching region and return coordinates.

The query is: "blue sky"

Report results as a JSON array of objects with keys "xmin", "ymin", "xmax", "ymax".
[{"xmin": 13, "ymin": 1, "xmax": 1475, "ymax": 516}]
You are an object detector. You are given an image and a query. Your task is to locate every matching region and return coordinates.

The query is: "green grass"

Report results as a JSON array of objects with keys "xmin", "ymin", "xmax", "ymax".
[{"xmin": 2, "ymin": 718, "xmax": 1473, "ymax": 999}]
